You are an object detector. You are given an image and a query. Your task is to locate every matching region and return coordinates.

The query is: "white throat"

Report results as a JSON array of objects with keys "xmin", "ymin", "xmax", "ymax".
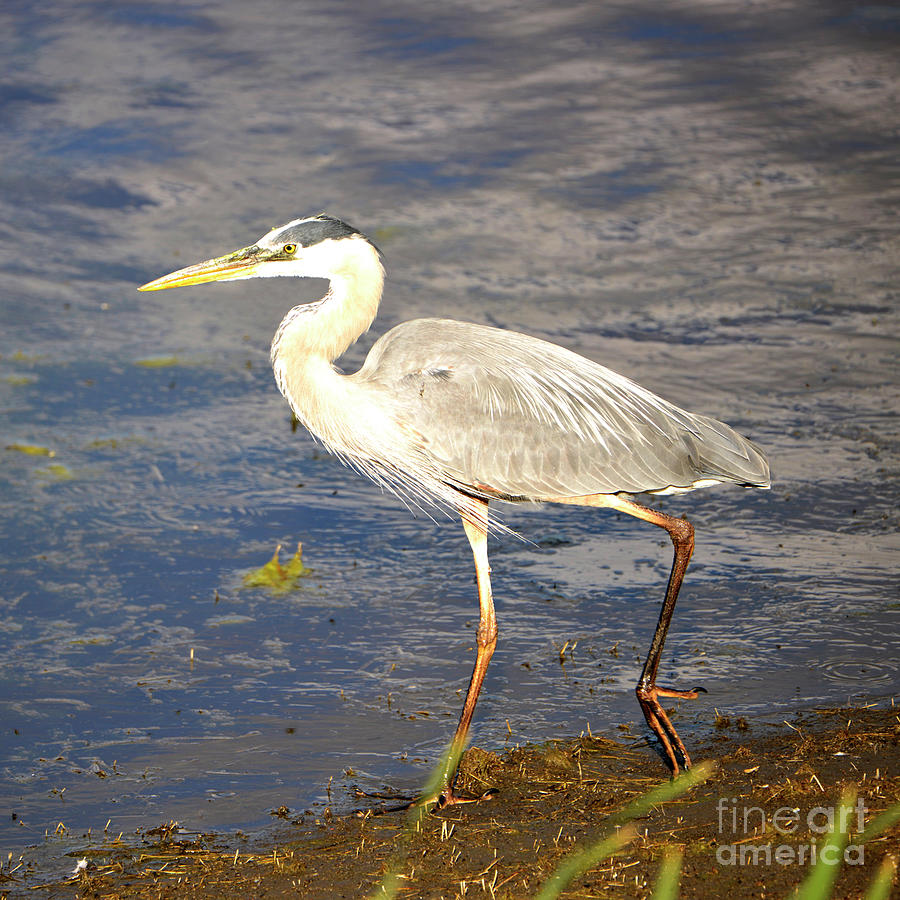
[{"xmin": 269, "ymin": 237, "xmax": 385, "ymax": 429}]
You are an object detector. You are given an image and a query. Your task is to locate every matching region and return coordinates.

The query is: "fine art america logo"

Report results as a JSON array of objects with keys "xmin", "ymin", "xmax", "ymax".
[{"xmin": 716, "ymin": 797, "xmax": 868, "ymax": 867}]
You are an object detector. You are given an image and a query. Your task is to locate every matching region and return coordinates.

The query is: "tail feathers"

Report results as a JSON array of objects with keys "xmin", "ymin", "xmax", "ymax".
[{"xmin": 691, "ymin": 415, "xmax": 771, "ymax": 488}]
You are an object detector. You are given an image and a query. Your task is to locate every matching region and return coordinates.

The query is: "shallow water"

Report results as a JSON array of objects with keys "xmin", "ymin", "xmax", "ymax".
[{"xmin": 1, "ymin": 0, "xmax": 898, "ymax": 884}]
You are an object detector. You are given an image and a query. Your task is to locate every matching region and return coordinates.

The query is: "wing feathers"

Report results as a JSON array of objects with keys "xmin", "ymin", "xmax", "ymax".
[{"xmin": 350, "ymin": 318, "xmax": 770, "ymax": 507}]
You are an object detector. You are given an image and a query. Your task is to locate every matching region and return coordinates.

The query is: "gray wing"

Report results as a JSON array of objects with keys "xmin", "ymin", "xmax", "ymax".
[{"xmin": 353, "ymin": 318, "xmax": 770, "ymax": 501}]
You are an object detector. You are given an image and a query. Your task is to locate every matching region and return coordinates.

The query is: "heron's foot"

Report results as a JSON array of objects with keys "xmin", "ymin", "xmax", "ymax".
[
  {"xmin": 413, "ymin": 782, "xmax": 497, "ymax": 811},
  {"xmin": 636, "ymin": 682, "xmax": 706, "ymax": 775},
  {"xmin": 438, "ymin": 785, "xmax": 497, "ymax": 808}
]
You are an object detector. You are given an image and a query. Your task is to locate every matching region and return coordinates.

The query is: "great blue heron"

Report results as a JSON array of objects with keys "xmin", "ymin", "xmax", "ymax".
[{"xmin": 139, "ymin": 214, "xmax": 770, "ymax": 805}]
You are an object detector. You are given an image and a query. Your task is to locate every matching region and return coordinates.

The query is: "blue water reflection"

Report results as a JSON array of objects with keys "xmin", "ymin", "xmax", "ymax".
[{"xmin": 0, "ymin": 0, "xmax": 897, "ymax": 885}]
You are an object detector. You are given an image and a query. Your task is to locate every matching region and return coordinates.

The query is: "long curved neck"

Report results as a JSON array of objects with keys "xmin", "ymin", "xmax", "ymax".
[{"xmin": 269, "ymin": 241, "xmax": 384, "ymax": 430}]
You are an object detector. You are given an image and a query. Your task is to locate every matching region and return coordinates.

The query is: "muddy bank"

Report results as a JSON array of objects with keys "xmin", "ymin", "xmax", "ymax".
[{"xmin": 17, "ymin": 701, "xmax": 898, "ymax": 899}]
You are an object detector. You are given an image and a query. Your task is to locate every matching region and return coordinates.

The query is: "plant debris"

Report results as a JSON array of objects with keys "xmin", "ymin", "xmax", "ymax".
[{"xmin": 27, "ymin": 703, "xmax": 900, "ymax": 899}]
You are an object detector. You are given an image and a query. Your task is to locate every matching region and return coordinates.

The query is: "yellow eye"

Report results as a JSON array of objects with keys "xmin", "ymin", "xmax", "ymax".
[{"xmin": 282, "ymin": 243, "xmax": 297, "ymax": 255}]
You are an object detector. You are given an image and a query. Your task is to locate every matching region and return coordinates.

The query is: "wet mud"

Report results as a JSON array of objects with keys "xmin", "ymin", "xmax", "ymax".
[{"xmin": 18, "ymin": 701, "xmax": 898, "ymax": 899}]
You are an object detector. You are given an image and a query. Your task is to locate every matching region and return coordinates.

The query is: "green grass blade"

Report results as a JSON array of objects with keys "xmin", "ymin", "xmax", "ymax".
[
  {"xmin": 608, "ymin": 761, "xmax": 716, "ymax": 827},
  {"xmin": 369, "ymin": 739, "xmax": 466, "ymax": 900},
  {"xmin": 535, "ymin": 825, "xmax": 637, "ymax": 900},
  {"xmin": 793, "ymin": 788, "xmax": 855, "ymax": 900},
  {"xmin": 859, "ymin": 801, "xmax": 900, "ymax": 845},
  {"xmin": 863, "ymin": 857, "xmax": 897, "ymax": 900},
  {"xmin": 651, "ymin": 848, "xmax": 683, "ymax": 900},
  {"xmin": 537, "ymin": 762, "xmax": 714, "ymax": 900}
]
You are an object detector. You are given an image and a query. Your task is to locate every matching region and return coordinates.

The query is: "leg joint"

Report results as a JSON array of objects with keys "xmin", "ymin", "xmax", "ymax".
[
  {"xmin": 669, "ymin": 516, "xmax": 694, "ymax": 549},
  {"xmin": 476, "ymin": 621, "xmax": 498, "ymax": 648}
]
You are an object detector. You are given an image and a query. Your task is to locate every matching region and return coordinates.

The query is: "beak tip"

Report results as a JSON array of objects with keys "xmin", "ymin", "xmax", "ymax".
[{"xmin": 137, "ymin": 277, "xmax": 176, "ymax": 292}]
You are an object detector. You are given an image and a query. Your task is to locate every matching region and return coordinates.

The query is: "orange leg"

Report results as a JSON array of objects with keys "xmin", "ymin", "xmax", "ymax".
[
  {"xmin": 551, "ymin": 493, "xmax": 702, "ymax": 773},
  {"xmin": 427, "ymin": 490, "xmax": 699, "ymax": 809},
  {"xmin": 428, "ymin": 498, "xmax": 497, "ymax": 807}
]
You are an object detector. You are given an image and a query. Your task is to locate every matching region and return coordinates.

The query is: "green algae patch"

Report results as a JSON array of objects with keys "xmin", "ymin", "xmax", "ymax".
[
  {"xmin": 206, "ymin": 614, "xmax": 256, "ymax": 627},
  {"xmin": 5, "ymin": 350, "xmax": 45, "ymax": 362},
  {"xmin": 3, "ymin": 374, "xmax": 37, "ymax": 386},
  {"xmin": 6, "ymin": 443, "xmax": 56, "ymax": 457},
  {"xmin": 68, "ymin": 631, "xmax": 115, "ymax": 646},
  {"xmin": 86, "ymin": 436, "xmax": 146, "ymax": 451},
  {"xmin": 36, "ymin": 463, "xmax": 74, "ymax": 481},
  {"xmin": 135, "ymin": 355, "xmax": 181, "ymax": 368},
  {"xmin": 242, "ymin": 543, "xmax": 311, "ymax": 594}
]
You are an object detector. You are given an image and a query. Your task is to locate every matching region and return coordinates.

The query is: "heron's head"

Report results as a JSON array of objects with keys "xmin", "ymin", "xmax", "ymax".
[{"xmin": 138, "ymin": 215, "xmax": 379, "ymax": 292}]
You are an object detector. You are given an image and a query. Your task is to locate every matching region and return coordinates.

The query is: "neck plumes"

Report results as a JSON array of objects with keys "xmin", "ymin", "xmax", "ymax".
[{"xmin": 269, "ymin": 238, "xmax": 385, "ymax": 435}]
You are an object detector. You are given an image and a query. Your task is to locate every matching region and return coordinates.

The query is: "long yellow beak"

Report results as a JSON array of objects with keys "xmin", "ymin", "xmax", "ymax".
[{"xmin": 138, "ymin": 245, "xmax": 271, "ymax": 291}]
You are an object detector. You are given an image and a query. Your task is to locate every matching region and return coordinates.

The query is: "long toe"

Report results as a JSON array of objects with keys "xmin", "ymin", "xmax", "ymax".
[
  {"xmin": 433, "ymin": 782, "xmax": 497, "ymax": 808},
  {"xmin": 636, "ymin": 683, "xmax": 701, "ymax": 773},
  {"xmin": 654, "ymin": 686, "xmax": 704, "ymax": 700}
]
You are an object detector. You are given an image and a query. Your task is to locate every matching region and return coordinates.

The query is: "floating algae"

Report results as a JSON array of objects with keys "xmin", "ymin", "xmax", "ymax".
[{"xmin": 241, "ymin": 543, "xmax": 310, "ymax": 595}]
